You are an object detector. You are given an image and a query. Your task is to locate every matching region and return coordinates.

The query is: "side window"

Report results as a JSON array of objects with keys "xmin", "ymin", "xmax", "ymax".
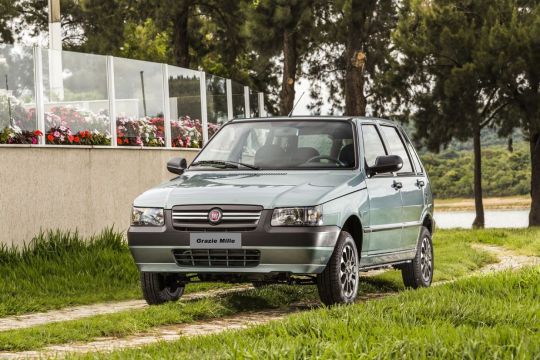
[
  {"xmin": 406, "ymin": 141, "xmax": 423, "ymax": 173},
  {"xmin": 361, "ymin": 125, "xmax": 387, "ymax": 167},
  {"xmin": 380, "ymin": 126, "xmax": 413, "ymax": 173}
]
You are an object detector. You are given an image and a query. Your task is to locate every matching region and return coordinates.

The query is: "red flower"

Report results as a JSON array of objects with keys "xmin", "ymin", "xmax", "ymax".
[
  {"xmin": 124, "ymin": 138, "xmax": 129, "ymax": 144},
  {"xmin": 68, "ymin": 135, "xmax": 74, "ymax": 143},
  {"xmin": 73, "ymin": 136, "xmax": 80, "ymax": 143},
  {"xmin": 47, "ymin": 134, "xmax": 54, "ymax": 142},
  {"xmin": 117, "ymin": 138, "xmax": 122, "ymax": 145},
  {"xmin": 34, "ymin": 130, "xmax": 43, "ymax": 136}
]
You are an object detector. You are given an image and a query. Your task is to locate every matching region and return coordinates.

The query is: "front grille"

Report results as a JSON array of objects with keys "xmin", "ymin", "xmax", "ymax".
[
  {"xmin": 171, "ymin": 205, "xmax": 263, "ymax": 231},
  {"xmin": 172, "ymin": 249, "xmax": 261, "ymax": 267}
]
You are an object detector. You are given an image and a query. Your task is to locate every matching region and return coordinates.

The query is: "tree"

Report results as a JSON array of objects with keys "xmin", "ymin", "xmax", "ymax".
[
  {"xmin": 245, "ymin": 0, "xmax": 318, "ymax": 115},
  {"xmin": 485, "ymin": 2, "xmax": 540, "ymax": 226},
  {"xmin": 389, "ymin": 0, "xmax": 513, "ymax": 228},
  {"xmin": 305, "ymin": 0, "xmax": 398, "ymax": 116}
]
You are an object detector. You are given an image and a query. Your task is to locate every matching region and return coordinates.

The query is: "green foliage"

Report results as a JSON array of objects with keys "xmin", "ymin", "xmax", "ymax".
[
  {"xmin": 120, "ymin": 19, "xmax": 171, "ymax": 63},
  {"xmin": 423, "ymin": 143, "xmax": 531, "ymax": 198}
]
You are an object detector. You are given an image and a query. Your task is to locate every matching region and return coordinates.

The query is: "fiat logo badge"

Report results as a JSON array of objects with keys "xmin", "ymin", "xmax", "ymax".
[{"xmin": 208, "ymin": 208, "xmax": 223, "ymax": 224}]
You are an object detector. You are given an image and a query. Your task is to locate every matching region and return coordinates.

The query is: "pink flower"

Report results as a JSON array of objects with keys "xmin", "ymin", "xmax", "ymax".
[
  {"xmin": 53, "ymin": 131, "xmax": 60, "ymax": 138},
  {"xmin": 32, "ymin": 137, "xmax": 38, "ymax": 144}
]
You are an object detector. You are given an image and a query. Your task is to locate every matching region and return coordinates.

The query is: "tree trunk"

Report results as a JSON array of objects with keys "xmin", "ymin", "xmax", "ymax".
[
  {"xmin": 172, "ymin": 2, "xmax": 190, "ymax": 68},
  {"xmin": 280, "ymin": 29, "xmax": 297, "ymax": 115},
  {"xmin": 472, "ymin": 126, "xmax": 485, "ymax": 228},
  {"xmin": 344, "ymin": 0, "xmax": 368, "ymax": 116},
  {"xmin": 529, "ymin": 131, "xmax": 540, "ymax": 226}
]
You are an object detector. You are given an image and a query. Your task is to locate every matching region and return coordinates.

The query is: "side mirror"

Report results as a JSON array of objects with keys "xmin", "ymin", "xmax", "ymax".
[
  {"xmin": 368, "ymin": 155, "xmax": 403, "ymax": 176},
  {"xmin": 167, "ymin": 157, "xmax": 188, "ymax": 175}
]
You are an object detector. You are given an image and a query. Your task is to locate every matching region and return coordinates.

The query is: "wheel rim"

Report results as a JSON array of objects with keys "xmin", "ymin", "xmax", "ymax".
[
  {"xmin": 420, "ymin": 236, "xmax": 433, "ymax": 282},
  {"xmin": 339, "ymin": 243, "xmax": 358, "ymax": 299}
]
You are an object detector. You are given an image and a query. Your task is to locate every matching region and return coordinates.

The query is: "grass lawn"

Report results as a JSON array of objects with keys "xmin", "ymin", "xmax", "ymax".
[
  {"xmin": 437, "ymin": 228, "xmax": 540, "ymax": 256},
  {"xmin": 0, "ymin": 228, "xmax": 500, "ymax": 351},
  {"xmin": 0, "ymin": 229, "xmax": 232, "ymax": 317},
  {"xmin": 78, "ymin": 267, "xmax": 540, "ymax": 359}
]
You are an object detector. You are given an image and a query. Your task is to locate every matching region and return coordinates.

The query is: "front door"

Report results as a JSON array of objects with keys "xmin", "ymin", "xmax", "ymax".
[
  {"xmin": 360, "ymin": 124, "xmax": 403, "ymax": 258},
  {"xmin": 379, "ymin": 125, "xmax": 425, "ymax": 250}
]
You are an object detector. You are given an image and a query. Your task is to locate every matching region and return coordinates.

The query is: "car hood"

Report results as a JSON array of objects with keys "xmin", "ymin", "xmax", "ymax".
[{"xmin": 134, "ymin": 170, "xmax": 365, "ymax": 209}]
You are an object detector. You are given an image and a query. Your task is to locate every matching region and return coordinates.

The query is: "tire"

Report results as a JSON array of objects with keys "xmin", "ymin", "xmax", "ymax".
[
  {"xmin": 317, "ymin": 231, "xmax": 359, "ymax": 306},
  {"xmin": 140, "ymin": 272, "xmax": 185, "ymax": 305},
  {"xmin": 401, "ymin": 226, "xmax": 434, "ymax": 288}
]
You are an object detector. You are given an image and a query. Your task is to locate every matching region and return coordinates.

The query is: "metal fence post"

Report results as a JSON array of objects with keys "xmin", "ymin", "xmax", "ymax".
[
  {"xmin": 162, "ymin": 64, "xmax": 172, "ymax": 148},
  {"xmin": 106, "ymin": 56, "xmax": 117, "ymax": 147},
  {"xmin": 199, "ymin": 71, "xmax": 209, "ymax": 144},
  {"xmin": 258, "ymin": 92, "xmax": 266, "ymax": 117},
  {"xmin": 226, "ymin": 79, "xmax": 233, "ymax": 120},
  {"xmin": 33, "ymin": 47, "xmax": 45, "ymax": 144},
  {"xmin": 244, "ymin": 86, "xmax": 250, "ymax": 118}
]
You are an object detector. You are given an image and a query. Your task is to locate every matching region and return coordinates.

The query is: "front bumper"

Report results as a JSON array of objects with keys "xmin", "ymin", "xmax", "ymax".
[{"xmin": 128, "ymin": 210, "xmax": 340, "ymax": 274}]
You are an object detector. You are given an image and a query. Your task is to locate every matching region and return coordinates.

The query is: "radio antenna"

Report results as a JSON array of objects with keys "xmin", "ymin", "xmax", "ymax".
[{"xmin": 288, "ymin": 92, "xmax": 305, "ymax": 117}]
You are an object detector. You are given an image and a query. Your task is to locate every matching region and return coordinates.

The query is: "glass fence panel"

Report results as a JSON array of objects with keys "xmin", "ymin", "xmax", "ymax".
[
  {"xmin": 114, "ymin": 57, "xmax": 165, "ymax": 147},
  {"xmin": 206, "ymin": 75, "xmax": 227, "ymax": 137},
  {"xmin": 249, "ymin": 89, "xmax": 260, "ymax": 118},
  {"xmin": 0, "ymin": 44, "xmax": 38, "ymax": 144},
  {"xmin": 231, "ymin": 81, "xmax": 245, "ymax": 119},
  {"xmin": 168, "ymin": 66, "xmax": 202, "ymax": 148},
  {"xmin": 42, "ymin": 49, "xmax": 110, "ymax": 145}
]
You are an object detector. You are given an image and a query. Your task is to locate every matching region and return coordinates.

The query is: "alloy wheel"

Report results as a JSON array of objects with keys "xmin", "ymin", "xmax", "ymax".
[
  {"xmin": 339, "ymin": 243, "xmax": 358, "ymax": 298},
  {"xmin": 420, "ymin": 236, "xmax": 433, "ymax": 282}
]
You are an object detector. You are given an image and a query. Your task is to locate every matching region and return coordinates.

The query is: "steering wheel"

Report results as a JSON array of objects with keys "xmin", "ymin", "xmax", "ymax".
[{"xmin": 305, "ymin": 155, "xmax": 345, "ymax": 166}]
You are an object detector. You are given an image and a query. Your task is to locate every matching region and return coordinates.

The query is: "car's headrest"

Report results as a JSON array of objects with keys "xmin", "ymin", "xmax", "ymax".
[
  {"xmin": 339, "ymin": 144, "xmax": 355, "ymax": 167},
  {"xmin": 254, "ymin": 145, "xmax": 287, "ymax": 168}
]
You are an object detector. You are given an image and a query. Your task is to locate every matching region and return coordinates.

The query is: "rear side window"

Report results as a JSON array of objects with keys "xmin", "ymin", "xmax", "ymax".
[
  {"xmin": 361, "ymin": 125, "xmax": 387, "ymax": 167},
  {"xmin": 406, "ymin": 141, "xmax": 423, "ymax": 173},
  {"xmin": 380, "ymin": 126, "xmax": 413, "ymax": 173}
]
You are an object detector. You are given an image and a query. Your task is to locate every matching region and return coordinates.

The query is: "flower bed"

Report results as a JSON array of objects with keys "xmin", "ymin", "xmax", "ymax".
[
  {"xmin": 116, "ymin": 116, "xmax": 165, "ymax": 147},
  {"xmin": 0, "ymin": 126, "xmax": 42, "ymax": 144},
  {"xmin": 1, "ymin": 94, "xmax": 211, "ymax": 148}
]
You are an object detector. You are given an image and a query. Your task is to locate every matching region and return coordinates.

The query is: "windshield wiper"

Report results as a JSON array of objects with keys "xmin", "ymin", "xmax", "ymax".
[{"xmin": 191, "ymin": 160, "xmax": 260, "ymax": 170}]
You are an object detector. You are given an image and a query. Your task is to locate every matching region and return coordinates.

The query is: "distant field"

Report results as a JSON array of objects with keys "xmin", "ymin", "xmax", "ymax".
[{"xmin": 435, "ymin": 196, "xmax": 530, "ymax": 212}]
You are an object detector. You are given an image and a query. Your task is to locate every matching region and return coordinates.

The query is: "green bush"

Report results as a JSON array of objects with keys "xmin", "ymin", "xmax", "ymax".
[{"xmin": 422, "ymin": 143, "xmax": 531, "ymax": 198}]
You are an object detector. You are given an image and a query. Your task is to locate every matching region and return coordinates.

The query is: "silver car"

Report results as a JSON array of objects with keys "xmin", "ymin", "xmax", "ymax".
[{"xmin": 128, "ymin": 117, "xmax": 434, "ymax": 305}]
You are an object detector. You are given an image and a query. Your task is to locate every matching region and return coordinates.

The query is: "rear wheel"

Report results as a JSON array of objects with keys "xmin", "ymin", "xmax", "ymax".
[
  {"xmin": 317, "ymin": 231, "xmax": 359, "ymax": 305},
  {"xmin": 401, "ymin": 226, "xmax": 433, "ymax": 288},
  {"xmin": 140, "ymin": 272, "xmax": 185, "ymax": 305}
]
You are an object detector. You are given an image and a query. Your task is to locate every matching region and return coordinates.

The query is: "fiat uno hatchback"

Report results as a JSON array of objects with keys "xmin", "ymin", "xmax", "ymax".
[{"xmin": 128, "ymin": 117, "xmax": 434, "ymax": 305}]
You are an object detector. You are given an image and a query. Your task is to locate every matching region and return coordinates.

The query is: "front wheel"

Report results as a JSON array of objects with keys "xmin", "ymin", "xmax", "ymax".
[
  {"xmin": 317, "ymin": 231, "xmax": 359, "ymax": 306},
  {"xmin": 401, "ymin": 226, "xmax": 434, "ymax": 288},
  {"xmin": 140, "ymin": 272, "xmax": 185, "ymax": 305}
]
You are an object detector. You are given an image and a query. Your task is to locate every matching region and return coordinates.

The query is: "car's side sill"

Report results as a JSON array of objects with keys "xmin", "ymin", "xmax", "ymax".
[{"xmin": 359, "ymin": 259, "xmax": 412, "ymax": 272}]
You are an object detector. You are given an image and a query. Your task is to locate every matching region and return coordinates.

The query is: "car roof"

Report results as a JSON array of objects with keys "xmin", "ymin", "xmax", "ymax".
[{"xmin": 229, "ymin": 115, "xmax": 399, "ymax": 126}]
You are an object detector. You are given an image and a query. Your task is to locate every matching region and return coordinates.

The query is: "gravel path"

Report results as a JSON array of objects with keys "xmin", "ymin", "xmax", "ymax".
[
  {"xmin": 1, "ymin": 244, "xmax": 538, "ymax": 359},
  {"xmin": 0, "ymin": 285, "xmax": 253, "ymax": 332}
]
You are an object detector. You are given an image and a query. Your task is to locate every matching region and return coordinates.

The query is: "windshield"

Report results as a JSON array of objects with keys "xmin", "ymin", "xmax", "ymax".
[{"xmin": 192, "ymin": 120, "xmax": 356, "ymax": 170}]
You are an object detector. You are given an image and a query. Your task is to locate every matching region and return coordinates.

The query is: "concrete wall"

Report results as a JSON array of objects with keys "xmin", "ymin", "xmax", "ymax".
[{"xmin": 0, "ymin": 146, "xmax": 199, "ymax": 247}]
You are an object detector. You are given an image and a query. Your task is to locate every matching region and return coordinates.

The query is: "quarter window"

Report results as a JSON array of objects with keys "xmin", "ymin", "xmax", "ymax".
[
  {"xmin": 361, "ymin": 125, "xmax": 387, "ymax": 167},
  {"xmin": 380, "ymin": 126, "xmax": 413, "ymax": 173}
]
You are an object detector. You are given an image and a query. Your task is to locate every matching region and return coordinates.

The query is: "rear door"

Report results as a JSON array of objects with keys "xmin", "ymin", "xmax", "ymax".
[
  {"xmin": 361, "ymin": 124, "xmax": 403, "ymax": 256},
  {"xmin": 379, "ymin": 125, "xmax": 425, "ymax": 251}
]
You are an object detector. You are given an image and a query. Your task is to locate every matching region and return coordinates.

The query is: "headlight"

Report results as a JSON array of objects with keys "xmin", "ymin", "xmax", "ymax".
[
  {"xmin": 271, "ymin": 206, "xmax": 323, "ymax": 226},
  {"xmin": 131, "ymin": 207, "xmax": 164, "ymax": 226}
]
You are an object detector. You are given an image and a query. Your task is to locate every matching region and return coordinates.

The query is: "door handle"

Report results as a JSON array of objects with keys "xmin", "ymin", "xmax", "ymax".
[
  {"xmin": 392, "ymin": 180, "xmax": 403, "ymax": 190},
  {"xmin": 416, "ymin": 179, "xmax": 425, "ymax": 188}
]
